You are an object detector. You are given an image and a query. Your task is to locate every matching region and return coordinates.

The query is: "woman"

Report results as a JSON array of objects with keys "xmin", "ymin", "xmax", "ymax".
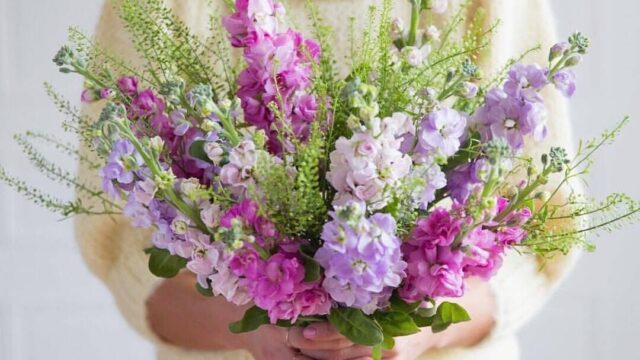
[{"xmin": 76, "ymin": 0, "xmax": 579, "ymax": 359}]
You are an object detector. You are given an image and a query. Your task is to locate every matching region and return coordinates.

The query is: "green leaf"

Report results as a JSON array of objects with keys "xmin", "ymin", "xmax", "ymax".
[
  {"xmin": 195, "ymin": 282, "xmax": 214, "ymax": 297},
  {"xmin": 375, "ymin": 311, "xmax": 420, "ymax": 337},
  {"xmin": 389, "ymin": 292, "xmax": 421, "ymax": 314},
  {"xmin": 328, "ymin": 307, "xmax": 384, "ymax": 346},
  {"xmin": 229, "ymin": 306, "xmax": 270, "ymax": 334},
  {"xmin": 431, "ymin": 302, "xmax": 471, "ymax": 333},
  {"xmin": 145, "ymin": 247, "xmax": 187, "ymax": 278},
  {"xmin": 188, "ymin": 140, "xmax": 213, "ymax": 164},
  {"xmin": 302, "ymin": 256, "xmax": 321, "ymax": 282}
]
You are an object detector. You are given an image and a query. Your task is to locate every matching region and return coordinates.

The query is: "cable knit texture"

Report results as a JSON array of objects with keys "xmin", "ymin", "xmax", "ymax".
[{"xmin": 74, "ymin": 1, "xmax": 580, "ymax": 359}]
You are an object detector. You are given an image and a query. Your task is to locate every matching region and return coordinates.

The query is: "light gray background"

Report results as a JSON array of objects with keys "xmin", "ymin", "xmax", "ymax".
[{"xmin": 0, "ymin": 0, "xmax": 638, "ymax": 359}]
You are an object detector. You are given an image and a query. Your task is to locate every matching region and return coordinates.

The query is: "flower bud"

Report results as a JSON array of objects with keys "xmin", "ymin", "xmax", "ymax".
[
  {"xmin": 549, "ymin": 41, "xmax": 570, "ymax": 61},
  {"xmin": 459, "ymin": 82, "xmax": 478, "ymax": 99},
  {"xmin": 565, "ymin": 54, "xmax": 583, "ymax": 67},
  {"xmin": 204, "ymin": 142, "xmax": 224, "ymax": 164},
  {"xmin": 425, "ymin": 25, "xmax": 440, "ymax": 42},
  {"xmin": 390, "ymin": 17, "xmax": 405, "ymax": 39},
  {"xmin": 149, "ymin": 136, "xmax": 165, "ymax": 154},
  {"xmin": 53, "ymin": 46, "xmax": 74, "ymax": 66},
  {"xmin": 201, "ymin": 119, "xmax": 217, "ymax": 132}
]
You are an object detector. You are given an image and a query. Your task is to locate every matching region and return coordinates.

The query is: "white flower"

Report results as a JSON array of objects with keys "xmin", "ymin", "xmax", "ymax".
[{"xmin": 403, "ymin": 45, "xmax": 431, "ymax": 67}]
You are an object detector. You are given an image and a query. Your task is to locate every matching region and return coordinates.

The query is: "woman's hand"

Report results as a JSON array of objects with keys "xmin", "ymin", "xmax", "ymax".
[
  {"xmin": 290, "ymin": 322, "xmax": 374, "ymax": 360},
  {"xmin": 245, "ymin": 324, "xmax": 312, "ymax": 360}
]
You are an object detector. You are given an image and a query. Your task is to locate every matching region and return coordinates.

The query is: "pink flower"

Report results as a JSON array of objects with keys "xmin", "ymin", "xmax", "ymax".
[
  {"xmin": 461, "ymin": 227, "xmax": 503, "ymax": 280},
  {"xmin": 410, "ymin": 208, "xmax": 463, "ymax": 248},
  {"xmin": 117, "ymin": 76, "xmax": 139, "ymax": 96},
  {"xmin": 131, "ymin": 89, "xmax": 164, "ymax": 117},
  {"xmin": 220, "ymin": 200, "xmax": 259, "ymax": 229},
  {"xmin": 294, "ymin": 286, "xmax": 332, "ymax": 318}
]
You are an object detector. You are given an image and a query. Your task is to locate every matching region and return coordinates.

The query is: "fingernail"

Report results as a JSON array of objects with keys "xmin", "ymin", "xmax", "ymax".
[{"xmin": 303, "ymin": 327, "xmax": 317, "ymax": 339}]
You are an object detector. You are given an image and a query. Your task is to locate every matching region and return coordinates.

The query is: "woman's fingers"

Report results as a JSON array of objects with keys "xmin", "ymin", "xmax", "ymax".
[
  {"xmin": 299, "ymin": 345, "xmax": 373, "ymax": 359},
  {"xmin": 288, "ymin": 326, "xmax": 354, "ymax": 350},
  {"xmin": 302, "ymin": 322, "xmax": 347, "ymax": 341}
]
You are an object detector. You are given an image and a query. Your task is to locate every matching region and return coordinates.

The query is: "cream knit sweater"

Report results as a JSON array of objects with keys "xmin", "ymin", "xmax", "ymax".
[{"xmin": 75, "ymin": 1, "xmax": 579, "ymax": 359}]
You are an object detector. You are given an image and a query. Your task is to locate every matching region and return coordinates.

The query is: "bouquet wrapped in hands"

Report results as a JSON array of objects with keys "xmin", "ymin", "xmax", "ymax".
[{"xmin": 3, "ymin": 0, "xmax": 639, "ymax": 357}]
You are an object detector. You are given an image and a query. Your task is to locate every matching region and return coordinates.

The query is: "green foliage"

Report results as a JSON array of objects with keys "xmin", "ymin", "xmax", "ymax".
[
  {"xmin": 328, "ymin": 307, "xmax": 384, "ymax": 346},
  {"xmin": 145, "ymin": 247, "xmax": 188, "ymax": 278},
  {"xmin": 119, "ymin": 0, "xmax": 229, "ymax": 97},
  {"xmin": 44, "ymin": 83, "xmax": 96, "ymax": 146},
  {"xmin": 229, "ymin": 306, "xmax": 271, "ymax": 334},
  {"xmin": 251, "ymin": 125, "xmax": 327, "ymax": 240}
]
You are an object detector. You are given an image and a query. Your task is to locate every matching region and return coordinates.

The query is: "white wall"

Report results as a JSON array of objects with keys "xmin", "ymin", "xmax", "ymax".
[{"xmin": 0, "ymin": 0, "xmax": 637, "ymax": 359}]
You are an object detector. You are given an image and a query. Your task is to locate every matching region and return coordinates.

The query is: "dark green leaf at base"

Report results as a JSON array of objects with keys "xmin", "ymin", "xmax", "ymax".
[
  {"xmin": 229, "ymin": 306, "xmax": 270, "ymax": 334},
  {"xmin": 145, "ymin": 247, "xmax": 187, "ymax": 278},
  {"xmin": 328, "ymin": 307, "xmax": 384, "ymax": 346}
]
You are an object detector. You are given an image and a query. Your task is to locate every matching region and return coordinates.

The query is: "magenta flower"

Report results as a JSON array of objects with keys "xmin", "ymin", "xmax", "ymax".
[
  {"xmin": 117, "ymin": 76, "xmax": 139, "ymax": 96},
  {"xmin": 131, "ymin": 89, "xmax": 165, "ymax": 118},
  {"xmin": 410, "ymin": 208, "xmax": 464, "ymax": 248}
]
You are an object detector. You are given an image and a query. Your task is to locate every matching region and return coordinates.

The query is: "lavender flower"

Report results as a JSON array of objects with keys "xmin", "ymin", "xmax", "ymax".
[
  {"xmin": 415, "ymin": 107, "xmax": 467, "ymax": 162},
  {"xmin": 552, "ymin": 69, "xmax": 577, "ymax": 98},
  {"xmin": 315, "ymin": 202, "xmax": 407, "ymax": 314},
  {"xmin": 100, "ymin": 139, "xmax": 141, "ymax": 198}
]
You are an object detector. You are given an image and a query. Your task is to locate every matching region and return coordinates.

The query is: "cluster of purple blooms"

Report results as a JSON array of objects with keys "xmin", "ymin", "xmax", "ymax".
[
  {"xmin": 315, "ymin": 202, "xmax": 407, "ymax": 314},
  {"xmin": 472, "ymin": 62, "xmax": 577, "ymax": 152},
  {"xmin": 223, "ymin": 0, "xmax": 320, "ymax": 153}
]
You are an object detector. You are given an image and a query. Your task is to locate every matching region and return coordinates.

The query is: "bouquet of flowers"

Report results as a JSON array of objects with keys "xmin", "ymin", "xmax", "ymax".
[{"xmin": 2, "ymin": 0, "xmax": 638, "ymax": 356}]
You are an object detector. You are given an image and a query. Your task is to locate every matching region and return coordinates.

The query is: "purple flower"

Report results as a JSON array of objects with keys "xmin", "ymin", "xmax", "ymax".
[
  {"xmin": 81, "ymin": 89, "xmax": 97, "ymax": 103},
  {"xmin": 552, "ymin": 69, "xmax": 577, "ymax": 98},
  {"xmin": 224, "ymin": 1, "xmax": 320, "ymax": 154},
  {"xmin": 123, "ymin": 197, "xmax": 160, "ymax": 229},
  {"xmin": 473, "ymin": 88, "xmax": 547, "ymax": 151},
  {"xmin": 446, "ymin": 159, "xmax": 488, "ymax": 202},
  {"xmin": 117, "ymin": 76, "xmax": 139, "ymax": 96},
  {"xmin": 461, "ymin": 227, "xmax": 503, "ymax": 280},
  {"xmin": 416, "ymin": 107, "xmax": 467, "ymax": 161},
  {"xmin": 131, "ymin": 89, "xmax": 165, "ymax": 117},
  {"xmin": 504, "ymin": 63, "xmax": 549, "ymax": 102},
  {"xmin": 315, "ymin": 203, "xmax": 407, "ymax": 314},
  {"xmin": 100, "ymin": 139, "xmax": 140, "ymax": 198},
  {"xmin": 411, "ymin": 208, "xmax": 463, "ymax": 248}
]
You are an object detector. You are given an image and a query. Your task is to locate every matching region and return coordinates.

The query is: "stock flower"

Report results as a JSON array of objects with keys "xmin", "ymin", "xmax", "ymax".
[
  {"xmin": 552, "ymin": 69, "xmax": 577, "ymax": 98},
  {"xmin": 446, "ymin": 159, "xmax": 488, "ymax": 202},
  {"xmin": 224, "ymin": 0, "xmax": 320, "ymax": 154},
  {"xmin": 315, "ymin": 203, "xmax": 407, "ymax": 314},
  {"xmin": 504, "ymin": 63, "xmax": 549, "ymax": 102},
  {"xmin": 131, "ymin": 89, "xmax": 165, "ymax": 118},
  {"xmin": 431, "ymin": 0, "xmax": 449, "ymax": 14},
  {"xmin": 412, "ymin": 162, "xmax": 447, "ymax": 208},
  {"xmin": 415, "ymin": 107, "xmax": 467, "ymax": 162},
  {"xmin": 100, "ymin": 139, "xmax": 140, "ymax": 198},
  {"xmin": 461, "ymin": 227, "xmax": 503, "ymax": 280},
  {"xmin": 473, "ymin": 88, "xmax": 547, "ymax": 151},
  {"xmin": 327, "ymin": 114, "xmax": 412, "ymax": 209},
  {"xmin": 220, "ymin": 139, "xmax": 258, "ymax": 192},
  {"xmin": 117, "ymin": 76, "xmax": 139, "ymax": 96}
]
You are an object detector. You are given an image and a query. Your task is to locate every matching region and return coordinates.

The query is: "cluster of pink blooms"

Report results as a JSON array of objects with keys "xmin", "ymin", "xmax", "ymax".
[
  {"xmin": 400, "ymin": 198, "xmax": 531, "ymax": 302},
  {"xmin": 327, "ymin": 113, "xmax": 413, "ymax": 209},
  {"xmin": 223, "ymin": 0, "xmax": 321, "ymax": 153}
]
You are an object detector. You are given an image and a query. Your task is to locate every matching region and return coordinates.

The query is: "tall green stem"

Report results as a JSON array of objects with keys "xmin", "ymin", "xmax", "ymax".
[{"xmin": 408, "ymin": 0, "xmax": 421, "ymax": 46}]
